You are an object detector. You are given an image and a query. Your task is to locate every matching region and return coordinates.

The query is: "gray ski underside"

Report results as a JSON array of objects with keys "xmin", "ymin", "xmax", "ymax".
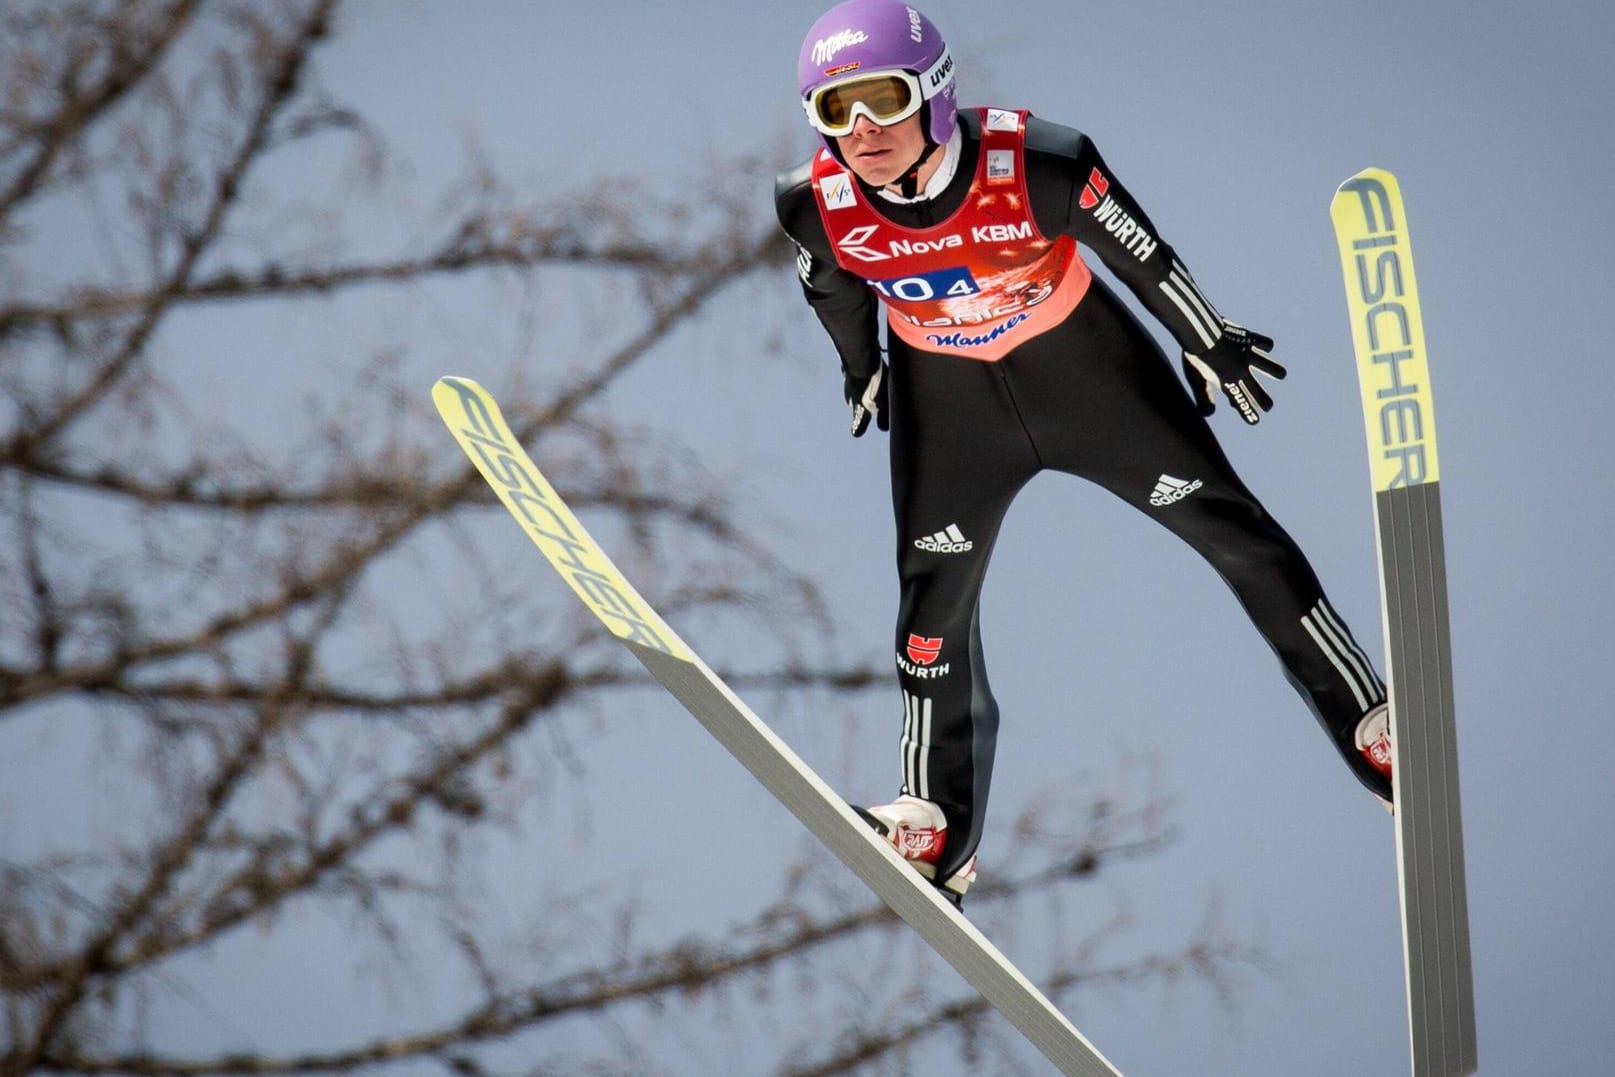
[{"xmin": 1378, "ymin": 481, "xmax": 1477, "ymax": 1076}]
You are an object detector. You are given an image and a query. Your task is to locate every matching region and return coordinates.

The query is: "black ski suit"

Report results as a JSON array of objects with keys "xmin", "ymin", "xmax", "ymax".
[{"xmin": 775, "ymin": 111, "xmax": 1389, "ymax": 882}]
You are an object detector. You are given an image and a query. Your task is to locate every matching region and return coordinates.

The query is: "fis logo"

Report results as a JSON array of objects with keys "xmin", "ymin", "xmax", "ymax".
[
  {"xmin": 1149, "ymin": 474, "xmax": 1203, "ymax": 506},
  {"xmin": 818, "ymin": 172, "xmax": 857, "ymax": 211},
  {"xmin": 985, "ymin": 108, "xmax": 1020, "ymax": 132}
]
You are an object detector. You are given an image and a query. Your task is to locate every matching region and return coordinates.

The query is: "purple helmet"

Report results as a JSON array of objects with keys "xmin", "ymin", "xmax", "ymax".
[{"xmin": 797, "ymin": 0, "xmax": 958, "ymax": 155}]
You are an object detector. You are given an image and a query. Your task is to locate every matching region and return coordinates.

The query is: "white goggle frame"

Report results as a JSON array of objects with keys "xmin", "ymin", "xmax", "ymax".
[{"xmin": 803, "ymin": 48, "xmax": 953, "ymax": 138}]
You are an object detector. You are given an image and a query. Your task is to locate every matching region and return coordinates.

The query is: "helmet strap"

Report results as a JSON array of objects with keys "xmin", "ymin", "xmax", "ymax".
[{"xmin": 891, "ymin": 139, "xmax": 940, "ymax": 200}]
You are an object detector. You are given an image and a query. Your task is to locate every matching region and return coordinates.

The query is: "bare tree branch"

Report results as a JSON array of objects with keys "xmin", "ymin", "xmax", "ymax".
[
  {"xmin": 0, "ymin": 0, "xmax": 203, "ymax": 220},
  {"xmin": 15, "ymin": 782, "xmax": 1204, "ymax": 1076},
  {"xmin": 2, "ymin": 0, "xmax": 336, "ymax": 467},
  {"xmin": 0, "ymin": 6, "xmax": 1280, "ymax": 1074},
  {"xmin": 0, "ymin": 236, "xmax": 701, "ymax": 339}
]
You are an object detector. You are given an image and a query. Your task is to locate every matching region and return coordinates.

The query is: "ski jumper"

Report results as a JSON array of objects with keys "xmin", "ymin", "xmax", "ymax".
[{"xmin": 776, "ymin": 110, "xmax": 1388, "ymax": 881}]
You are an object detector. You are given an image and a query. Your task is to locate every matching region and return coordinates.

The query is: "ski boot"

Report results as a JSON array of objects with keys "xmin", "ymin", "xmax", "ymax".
[
  {"xmin": 854, "ymin": 794, "xmax": 977, "ymax": 906},
  {"xmin": 1355, "ymin": 703, "xmax": 1394, "ymax": 814}
]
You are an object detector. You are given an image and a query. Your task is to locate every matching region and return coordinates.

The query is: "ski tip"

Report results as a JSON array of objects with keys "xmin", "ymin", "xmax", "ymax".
[
  {"xmin": 1332, "ymin": 166, "xmax": 1400, "ymax": 205},
  {"xmin": 1338, "ymin": 165, "xmax": 1395, "ymax": 183},
  {"xmin": 431, "ymin": 376, "xmax": 495, "ymax": 418}
]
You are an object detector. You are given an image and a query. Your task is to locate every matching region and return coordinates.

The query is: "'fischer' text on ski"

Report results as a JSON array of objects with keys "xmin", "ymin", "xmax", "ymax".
[{"xmin": 1338, "ymin": 177, "xmax": 1434, "ymax": 490}]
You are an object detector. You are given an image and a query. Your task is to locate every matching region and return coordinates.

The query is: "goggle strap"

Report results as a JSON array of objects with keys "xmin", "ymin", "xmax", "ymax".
[{"xmin": 917, "ymin": 47, "xmax": 954, "ymax": 101}]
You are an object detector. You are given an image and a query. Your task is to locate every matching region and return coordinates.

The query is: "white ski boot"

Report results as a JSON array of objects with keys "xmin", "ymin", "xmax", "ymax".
[
  {"xmin": 855, "ymin": 794, "xmax": 977, "ymax": 903},
  {"xmin": 1355, "ymin": 703, "xmax": 1394, "ymax": 814}
]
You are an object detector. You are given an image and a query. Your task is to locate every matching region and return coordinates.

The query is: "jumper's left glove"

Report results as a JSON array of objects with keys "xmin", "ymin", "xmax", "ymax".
[{"xmin": 1181, "ymin": 322, "xmax": 1286, "ymax": 425}]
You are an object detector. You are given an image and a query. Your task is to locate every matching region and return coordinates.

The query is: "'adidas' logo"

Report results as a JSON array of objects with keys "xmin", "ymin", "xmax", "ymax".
[
  {"xmin": 914, "ymin": 523, "xmax": 973, "ymax": 553},
  {"xmin": 1149, "ymin": 474, "xmax": 1203, "ymax": 506}
]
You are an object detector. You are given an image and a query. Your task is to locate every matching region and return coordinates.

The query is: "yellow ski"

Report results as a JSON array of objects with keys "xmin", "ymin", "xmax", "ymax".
[
  {"xmin": 433, "ymin": 375, "xmax": 1125, "ymax": 1077},
  {"xmin": 1332, "ymin": 168, "xmax": 1477, "ymax": 1077}
]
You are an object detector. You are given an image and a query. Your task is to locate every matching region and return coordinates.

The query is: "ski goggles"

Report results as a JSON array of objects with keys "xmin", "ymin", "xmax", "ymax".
[{"xmin": 803, "ymin": 51, "xmax": 952, "ymax": 138}]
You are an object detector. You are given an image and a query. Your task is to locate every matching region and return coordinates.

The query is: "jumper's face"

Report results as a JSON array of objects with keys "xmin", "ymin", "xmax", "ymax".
[{"xmin": 835, "ymin": 112, "xmax": 926, "ymax": 188}]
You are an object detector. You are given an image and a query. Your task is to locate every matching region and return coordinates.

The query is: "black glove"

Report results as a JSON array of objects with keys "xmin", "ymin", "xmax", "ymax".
[
  {"xmin": 845, "ymin": 362, "xmax": 889, "ymax": 438},
  {"xmin": 1181, "ymin": 322, "xmax": 1287, "ymax": 425}
]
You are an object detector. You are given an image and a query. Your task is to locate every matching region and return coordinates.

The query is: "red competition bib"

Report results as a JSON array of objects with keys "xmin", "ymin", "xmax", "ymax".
[{"xmin": 811, "ymin": 108, "xmax": 1091, "ymax": 361}]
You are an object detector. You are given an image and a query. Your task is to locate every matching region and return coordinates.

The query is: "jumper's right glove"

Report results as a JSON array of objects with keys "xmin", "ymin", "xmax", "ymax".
[
  {"xmin": 845, "ymin": 362, "xmax": 889, "ymax": 438},
  {"xmin": 1181, "ymin": 322, "xmax": 1286, "ymax": 425}
]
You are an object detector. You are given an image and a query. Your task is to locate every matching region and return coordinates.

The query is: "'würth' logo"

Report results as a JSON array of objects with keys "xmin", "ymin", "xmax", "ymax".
[
  {"xmin": 1078, "ymin": 168, "xmax": 1110, "ymax": 210},
  {"xmin": 905, "ymin": 635, "xmax": 943, "ymax": 666}
]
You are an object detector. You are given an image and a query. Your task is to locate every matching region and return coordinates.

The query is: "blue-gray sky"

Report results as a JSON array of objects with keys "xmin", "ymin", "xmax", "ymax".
[
  {"xmin": 333, "ymin": 3, "xmax": 1614, "ymax": 1072},
  {"xmin": 12, "ymin": 1, "xmax": 1614, "ymax": 1074}
]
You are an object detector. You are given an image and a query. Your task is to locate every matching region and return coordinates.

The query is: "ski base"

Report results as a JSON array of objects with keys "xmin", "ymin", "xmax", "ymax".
[
  {"xmin": 1378, "ymin": 480, "xmax": 1475, "ymax": 1077},
  {"xmin": 432, "ymin": 375, "xmax": 1125, "ymax": 1077}
]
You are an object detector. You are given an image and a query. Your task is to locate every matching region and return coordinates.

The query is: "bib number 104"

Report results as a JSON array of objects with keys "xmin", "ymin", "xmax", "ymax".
[{"xmin": 871, "ymin": 265, "xmax": 981, "ymax": 302}]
